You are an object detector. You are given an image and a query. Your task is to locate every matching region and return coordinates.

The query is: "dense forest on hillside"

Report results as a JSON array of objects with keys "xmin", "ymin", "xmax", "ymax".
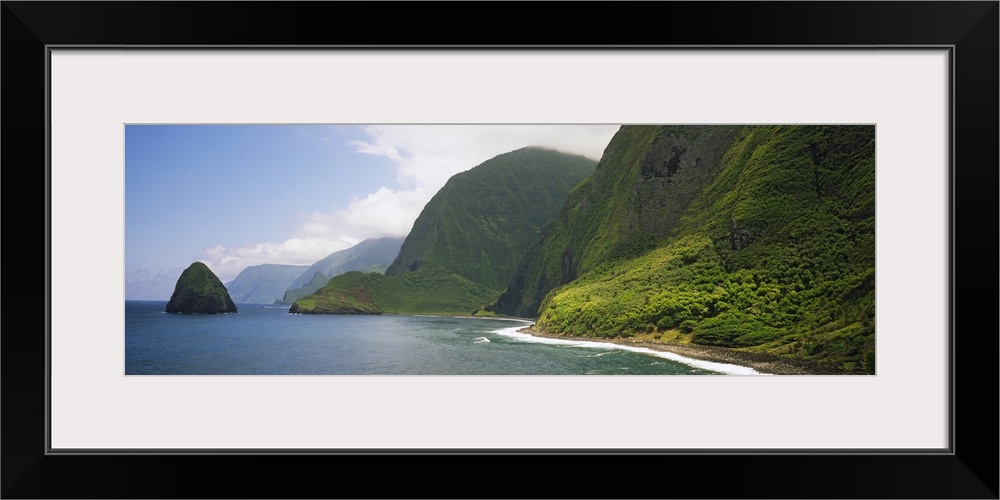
[{"xmin": 493, "ymin": 126, "xmax": 875, "ymax": 373}]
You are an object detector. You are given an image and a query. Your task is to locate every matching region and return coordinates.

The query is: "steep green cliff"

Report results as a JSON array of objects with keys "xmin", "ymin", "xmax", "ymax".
[
  {"xmin": 491, "ymin": 125, "xmax": 741, "ymax": 317},
  {"xmin": 496, "ymin": 125, "xmax": 876, "ymax": 373},
  {"xmin": 165, "ymin": 262, "xmax": 238, "ymax": 314},
  {"xmin": 385, "ymin": 147, "xmax": 598, "ymax": 290},
  {"xmin": 291, "ymin": 147, "xmax": 597, "ymax": 315}
]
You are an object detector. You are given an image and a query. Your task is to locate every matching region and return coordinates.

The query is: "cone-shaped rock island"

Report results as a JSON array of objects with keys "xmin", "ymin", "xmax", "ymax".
[{"xmin": 165, "ymin": 262, "xmax": 238, "ymax": 314}]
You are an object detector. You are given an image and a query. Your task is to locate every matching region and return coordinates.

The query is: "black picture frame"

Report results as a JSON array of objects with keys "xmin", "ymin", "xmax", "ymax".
[{"xmin": 3, "ymin": 2, "xmax": 997, "ymax": 498}]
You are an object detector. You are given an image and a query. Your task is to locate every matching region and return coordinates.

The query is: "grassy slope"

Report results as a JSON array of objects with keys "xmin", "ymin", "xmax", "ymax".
[
  {"xmin": 289, "ymin": 270, "xmax": 500, "ymax": 316},
  {"xmin": 294, "ymin": 147, "xmax": 596, "ymax": 315},
  {"xmin": 533, "ymin": 125, "xmax": 876, "ymax": 373},
  {"xmin": 281, "ymin": 272, "xmax": 331, "ymax": 305}
]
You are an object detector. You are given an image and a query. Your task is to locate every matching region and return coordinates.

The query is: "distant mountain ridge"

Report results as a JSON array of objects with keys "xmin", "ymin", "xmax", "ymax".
[
  {"xmin": 278, "ymin": 237, "xmax": 404, "ymax": 304},
  {"xmin": 225, "ymin": 264, "xmax": 309, "ymax": 304}
]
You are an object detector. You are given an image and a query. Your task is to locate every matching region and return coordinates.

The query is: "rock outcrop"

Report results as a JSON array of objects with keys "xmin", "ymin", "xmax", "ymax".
[{"xmin": 165, "ymin": 262, "xmax": 238, "ymax": 314}]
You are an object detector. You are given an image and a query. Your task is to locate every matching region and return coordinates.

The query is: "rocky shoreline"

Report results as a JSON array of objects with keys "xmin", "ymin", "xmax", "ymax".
[{"xmin": 518, "ymin": 327, "xmax": 838, "ymax": 375}]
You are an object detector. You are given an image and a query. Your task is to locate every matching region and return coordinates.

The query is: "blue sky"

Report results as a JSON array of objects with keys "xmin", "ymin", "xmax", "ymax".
[{"xmin": 125, "ymin": 125, "xmax": 619, "ymax": 299}]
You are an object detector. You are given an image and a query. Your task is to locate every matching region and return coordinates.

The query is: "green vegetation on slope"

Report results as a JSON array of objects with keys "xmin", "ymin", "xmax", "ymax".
[
  {"xmin": 386, "ymin": 147, "xmax": 597, "ymax": 290},
  {"xmin": 289, "ymin": 270, "xmax": 496, "ymax": 315},
  {"xmin": 288, "ymin": 272, "xmax": 382, "ymax": 314},
  {"xmin": 293, "ymin": 147, "xmax": 597, "ymax": 315},
  {"xmin": 281, "ymin": 271, "xmax": 331, "ymax": 305},
  {"xmin": 516, "ymin": 125, "xmax": 876, "ymax": 373},
  {"xmin": 491, "ymin": 125, "xmax": 741, "ymax": 317},
  {"xmin": 165, "ymin": 262, "xmax": 238, "ymax": 314}
]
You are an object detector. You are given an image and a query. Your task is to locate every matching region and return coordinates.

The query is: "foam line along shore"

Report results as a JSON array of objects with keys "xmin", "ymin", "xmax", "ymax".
[
  {"xmin": 493, "ymin": 325, "xmax": 764, "ymax": 375},
  {"xmin": 509, "ymin": 326, "xmax": 837, "ymax": 375}
]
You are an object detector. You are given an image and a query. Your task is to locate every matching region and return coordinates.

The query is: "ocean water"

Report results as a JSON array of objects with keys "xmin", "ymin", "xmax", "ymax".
[{"xmin": 125, "ymin": 301, "xmax": 755, "ymax": 375}]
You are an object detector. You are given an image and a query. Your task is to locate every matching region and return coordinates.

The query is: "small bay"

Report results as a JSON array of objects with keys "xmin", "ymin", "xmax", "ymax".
[{"xmin": 125, "ymin": 301, "xmax": 733, "ymax": 375}]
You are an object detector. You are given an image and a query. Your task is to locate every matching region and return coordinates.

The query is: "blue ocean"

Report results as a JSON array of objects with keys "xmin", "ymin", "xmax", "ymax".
[{"xmin": 125, "ymin": 301, "xmax": 748, "ymax": 375}]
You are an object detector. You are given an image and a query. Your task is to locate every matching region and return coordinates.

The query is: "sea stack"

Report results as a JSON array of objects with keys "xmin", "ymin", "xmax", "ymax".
[{"xmin": 165, "ymin": 262, "xmax": 238, "ymax": 314}]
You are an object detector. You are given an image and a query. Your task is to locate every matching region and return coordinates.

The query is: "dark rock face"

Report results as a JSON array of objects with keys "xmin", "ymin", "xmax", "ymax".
[
  {"xmin": 628, "ymin": 126, "xmax": 741, "ymax": 239},
  {"xmin": 729, "ymin": 220, "xmax": 754, "ymax": 250},
  {"xmin": 165, "ymin": 262, "xmax": 238, "ymax": 314}
]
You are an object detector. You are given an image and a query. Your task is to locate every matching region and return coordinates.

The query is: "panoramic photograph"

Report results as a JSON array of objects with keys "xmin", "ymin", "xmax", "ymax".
[{"xmin": 125, "ymin": 124, "xmax": 876, "ymax": 375}]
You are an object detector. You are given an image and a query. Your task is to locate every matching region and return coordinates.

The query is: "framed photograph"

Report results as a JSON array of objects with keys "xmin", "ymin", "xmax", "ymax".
[{"xmin": 4, "ymin": 2, "xmax": 996, "ymax": 498}]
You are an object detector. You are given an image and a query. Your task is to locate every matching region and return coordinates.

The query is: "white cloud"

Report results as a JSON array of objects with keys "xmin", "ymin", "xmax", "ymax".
[
  {"xmin": 329, "ymin": 124, "xmax": 619, "ymax": 240},
  {"xmin": 199, "ymin": 238, "xmax": 357, "ymax": 282},
  {"xmin": 306, "ymin": 186, "xmax": 433, "ymax": 238},
  {"xmin": 348, "ymin": 139, "xmax": 403, "ymax": 161},
  {"xmin": 353, "ymin": 125, "xmax": 619, "ymax": 190},
  {"xmin": 199, "ymin": 125, "xmax": 619, "ymax": 282}
]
